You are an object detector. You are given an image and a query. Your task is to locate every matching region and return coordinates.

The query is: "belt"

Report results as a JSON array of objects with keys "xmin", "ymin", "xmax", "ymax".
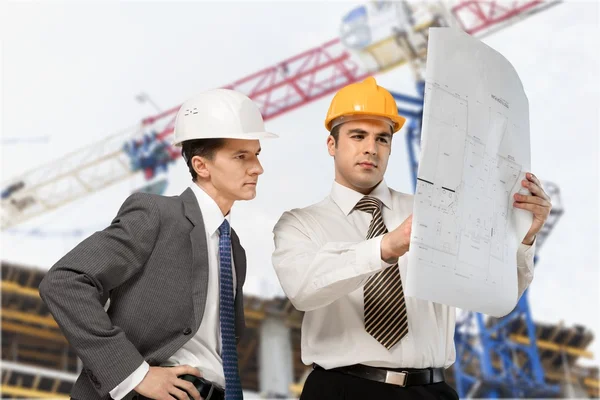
[
  {"xmin": 313, "ymin": 364, "xmax": 445, "ymax": 387},
  {"xmin": 179, "ymin": 375, "xmax": 224, "ymax": 400},
  {"xmin": 130, "ymin": 375, "xmax": 224, "ymax": 400}
]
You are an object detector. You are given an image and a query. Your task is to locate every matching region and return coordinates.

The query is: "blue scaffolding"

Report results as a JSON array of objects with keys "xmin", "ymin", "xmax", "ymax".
[{"xmin": 392, "ymin": 83, "xmax": 561, "ymax": 398}]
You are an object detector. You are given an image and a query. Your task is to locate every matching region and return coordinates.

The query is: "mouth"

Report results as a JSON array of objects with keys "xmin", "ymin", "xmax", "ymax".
[
  {"xmin": 357, "ymin": 162, "xmax": 377, "ymax": 169},
  {"xmin": 244, "ymin": 182, "xmax": 257, "ymax": 186}
]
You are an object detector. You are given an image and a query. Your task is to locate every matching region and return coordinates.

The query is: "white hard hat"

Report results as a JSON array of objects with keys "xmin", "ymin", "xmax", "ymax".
[{"xmin": 172, "ymin": 88, "xmax": 278, "ymax": 146}]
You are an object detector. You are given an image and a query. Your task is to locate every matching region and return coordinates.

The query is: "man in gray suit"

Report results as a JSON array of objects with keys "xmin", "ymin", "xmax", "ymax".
[{"xmin": 39, "ymin": 89, "xmax": 278, "ymax": 400}]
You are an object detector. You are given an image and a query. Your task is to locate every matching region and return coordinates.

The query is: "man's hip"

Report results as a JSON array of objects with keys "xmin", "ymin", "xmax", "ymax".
[
  {"xmin": 314, "ymin": 364, "xmax": 445, "ymax": 387},
  {"xmin": 301, "ymin": 364, "xmax": 458, "ymax": 400},
  {"xmin": 117, "ymin": 375, "xmax": 225, "ymax": 400}
]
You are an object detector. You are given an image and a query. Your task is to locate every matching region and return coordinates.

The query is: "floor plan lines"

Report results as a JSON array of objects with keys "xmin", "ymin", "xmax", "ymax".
[{"xmin": 406, "ymin": 28, "xmax": 531, "ymax": 316}]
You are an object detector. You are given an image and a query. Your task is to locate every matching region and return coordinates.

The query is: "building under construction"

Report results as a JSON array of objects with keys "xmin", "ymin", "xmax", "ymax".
[{"xmin": 1, "ymin": 260, "xmax": 598, "ymax": 399}]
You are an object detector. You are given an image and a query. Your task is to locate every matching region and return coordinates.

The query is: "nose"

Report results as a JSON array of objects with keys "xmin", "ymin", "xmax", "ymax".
[
  {"xmin": 249, "ymin": 158, "xmax": 264, "ymax": 176},
  {"xmin": 363, "ymin": 136, "xmax": 377, "ymax": 155}
]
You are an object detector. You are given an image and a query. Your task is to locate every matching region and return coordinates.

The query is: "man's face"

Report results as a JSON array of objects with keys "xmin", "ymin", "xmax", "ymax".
[
  {"xmin": 328, "ymin": 119, "xmax": 392, "ymax": 194},
  {"xmin": 204, "ymin": 139, "xmax": 263, "ymax": 201}
]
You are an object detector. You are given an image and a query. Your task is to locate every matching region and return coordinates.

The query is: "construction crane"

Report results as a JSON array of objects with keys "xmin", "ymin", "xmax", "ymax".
[
  {"xmin": 1, "ymin": 0, "xmax": 560, "ymax": 231},
  {"xmin": 1, "ymin": 0, "xmax": 571, "ymax": 398}
]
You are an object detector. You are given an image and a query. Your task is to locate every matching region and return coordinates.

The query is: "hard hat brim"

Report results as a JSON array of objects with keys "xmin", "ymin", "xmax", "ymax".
[
  {"xmin": 172, "ymin": 131, "xmax": 279, "ymax": 147},
  {"xmin": 326, "ymin": 112, "xmax": 407, "ymax": 133}
]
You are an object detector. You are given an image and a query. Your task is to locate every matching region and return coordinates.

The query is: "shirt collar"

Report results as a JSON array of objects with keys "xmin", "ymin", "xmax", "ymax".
[
  {"xmin": 190, "ymin": 183, "xmax": 230, "ymax": 236},
  {"xmin": 330, "ymin": 179, "xmax": 393, "ymax": 216}
]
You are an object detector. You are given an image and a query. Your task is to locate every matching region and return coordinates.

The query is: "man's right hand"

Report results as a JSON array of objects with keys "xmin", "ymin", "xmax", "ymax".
[
  {"xmin": 380, "ymin": 213, "xmax": 413, "ymax": 263},
  {"xmin": 133, "ymin": 365, "xmax": 202, "ymax": 400}
]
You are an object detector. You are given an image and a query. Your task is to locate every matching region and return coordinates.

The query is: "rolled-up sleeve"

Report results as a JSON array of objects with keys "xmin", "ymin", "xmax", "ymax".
[{"xmin": 516, "ymin": 237, "xmax": 536, "ymax": 300}]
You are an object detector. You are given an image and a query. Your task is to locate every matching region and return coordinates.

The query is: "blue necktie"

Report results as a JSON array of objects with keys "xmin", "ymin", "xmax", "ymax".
[{"xmin": 218, "ymin": 220, "xmax": 243, "ymax": 400}]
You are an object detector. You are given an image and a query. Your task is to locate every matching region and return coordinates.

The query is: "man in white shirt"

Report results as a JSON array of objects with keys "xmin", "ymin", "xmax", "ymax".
[
  {"xmin": 271, "ymin": 77, "xmax": 551, "ymax": 400},
  {"xmin": 39, "ymin": 89, "xmax": 278, "ymax": 400}
]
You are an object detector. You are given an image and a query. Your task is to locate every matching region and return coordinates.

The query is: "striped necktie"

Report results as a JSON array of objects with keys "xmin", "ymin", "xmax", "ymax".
[
  {"xmin": 218, "ymin": 220, "xmax": 243, "ymax": 400},
  {"xmin": 354, "ymin": 196, "xmax": 408, "ymax": 349}
]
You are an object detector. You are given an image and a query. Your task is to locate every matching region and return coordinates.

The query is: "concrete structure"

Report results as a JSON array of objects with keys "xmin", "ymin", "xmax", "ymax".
[{"xmin": 1, "ymin": 261, "xmax": 598, "ymax": 399}]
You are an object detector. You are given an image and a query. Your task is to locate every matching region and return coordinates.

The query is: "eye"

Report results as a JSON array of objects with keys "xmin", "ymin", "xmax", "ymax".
[
  {"xmin": 378, "ymin": 137, "xmax": 390, "ymax": 144},
  {"xmin": 236, "ymin": 154, "xmax": 246, "ymax": 160},
  {"xmin": 351, "ymin": 135, "xmax": 364, "ymax": 139}
]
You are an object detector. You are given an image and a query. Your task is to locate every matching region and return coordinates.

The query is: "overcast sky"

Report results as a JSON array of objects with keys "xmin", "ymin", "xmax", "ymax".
[{"xmin": 1, "ymin": 1, "xmax": 599, "ymax": 366}]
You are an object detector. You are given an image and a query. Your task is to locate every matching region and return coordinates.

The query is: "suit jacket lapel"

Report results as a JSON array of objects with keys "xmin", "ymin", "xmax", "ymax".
[
  {"xmin": 230, "ymin": 229, "xmax": 246, "ymax": 291},
  {"xmin": 181, "ymin": 187, "xmax": 210, "ymax": 331},
  {"xmin": 230, "ymin": 228, "xmax": 246, "ymax": 341},
  {"xmin": 181, "ymin": 187, "xmax": 247, "ymax": 339}
]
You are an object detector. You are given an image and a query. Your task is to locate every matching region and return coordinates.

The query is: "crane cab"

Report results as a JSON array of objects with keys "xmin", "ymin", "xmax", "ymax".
[{"xmin": 339, "ymin": 1, "xmax": 447, "ymax": 74}]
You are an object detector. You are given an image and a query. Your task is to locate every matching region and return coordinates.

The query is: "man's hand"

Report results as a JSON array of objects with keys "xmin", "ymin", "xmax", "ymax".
[
  {"xmin": 513, "ymin": 172, "xmax": 552, "ymax": 245},
  {"xmin": 134, "ymin": 365, "xmax": 203, "ymax": 400},
  {"xmin": 381, "ymin": 214, "xmax": 413, "ymax": 262}
]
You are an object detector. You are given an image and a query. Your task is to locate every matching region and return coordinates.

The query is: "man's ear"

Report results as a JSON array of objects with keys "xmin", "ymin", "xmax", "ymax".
[
  {"xmin": 192, "ymin": 155, "xmax": 210, "ymax": 179},
  {"xmin": 327, "ymin": 135, "xmax": 336, "ymax": 157}
]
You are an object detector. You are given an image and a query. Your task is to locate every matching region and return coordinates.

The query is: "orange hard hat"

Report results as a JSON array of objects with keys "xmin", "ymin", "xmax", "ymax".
[{"xmin": 324, "ymin": 77, "xmax": 406, "ymax": 133}]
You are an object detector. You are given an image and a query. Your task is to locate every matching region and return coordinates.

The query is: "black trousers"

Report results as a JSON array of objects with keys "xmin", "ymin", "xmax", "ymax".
[{"xmin": 300, "ymin": 368, "xmax": 459, "ymax": 400}]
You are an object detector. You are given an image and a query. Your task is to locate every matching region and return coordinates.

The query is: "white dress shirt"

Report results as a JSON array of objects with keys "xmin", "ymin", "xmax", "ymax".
[
  {"xmin": 110, "ymin": 183, "xmax": 236, "ymax": 399},
  {"xmin": 272, "ymin": 180, "xmax": 535, "ymax": 370}
]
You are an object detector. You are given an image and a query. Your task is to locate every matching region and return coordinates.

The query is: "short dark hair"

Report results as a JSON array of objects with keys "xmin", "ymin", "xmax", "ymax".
[
  {"xmin": 181, "ymin": 138, "xmax": 226, "ymax": 181},
  {"xmin": 330, "ymin": 125, "xmax": 341, "ymax": 145}
]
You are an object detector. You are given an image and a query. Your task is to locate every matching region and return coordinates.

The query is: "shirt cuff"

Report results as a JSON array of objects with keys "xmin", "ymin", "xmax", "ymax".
[
  {"xmin": 109, "ymin": 361, "xmax": 150, "ymax": 400},
  {"xmin": 517, "ymin": 236, "xmax": 536, "ymax": 270},
  {"xmin": 356, "ymin": 235, "xmax": 396, "ymax": 274}
]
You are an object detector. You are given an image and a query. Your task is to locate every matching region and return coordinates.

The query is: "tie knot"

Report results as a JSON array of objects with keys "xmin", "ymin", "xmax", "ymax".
[
  {"xmin": 354, "ymin": 196, "xmax": 381, "ymax": 214},
  {"xmin": 218, "ymin": 219, "xmax": 230, "ymax": 236}
]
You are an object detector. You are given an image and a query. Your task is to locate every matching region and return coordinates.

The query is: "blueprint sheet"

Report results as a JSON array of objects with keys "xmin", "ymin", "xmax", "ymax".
[{"xmin": 405, "ymin": 28, "xmax": 533, "ymax": 317}]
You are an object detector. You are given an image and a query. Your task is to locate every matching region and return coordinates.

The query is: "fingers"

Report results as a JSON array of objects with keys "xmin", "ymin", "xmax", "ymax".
[
  {"xmin": 171, "ymin": 365, "xmax": 202, "ymax": 378},
  {"xmin": 176, "ymin": 378, "xmax": 201, "ymax": 400},
  {"xmin": 526, "ymin": 172, "xmax": 541, "ymax": 187},
  {"xmin": 521, "ymin": 179, "xmax": 549, "ymax": 201},
  {"xmin": 513, "ymin": 202, "xmax": 549, "ymax": 215},
  {"xmin": 513, "ymin": 193, "xmax": 551, "ymax": 207},
  {"xmin": 168, "ymin": 386, "xmax": 190, "ymax": 400},
  {"xmin": 522, "ymin": 173, "xmax": 550, "ymax": 201}
]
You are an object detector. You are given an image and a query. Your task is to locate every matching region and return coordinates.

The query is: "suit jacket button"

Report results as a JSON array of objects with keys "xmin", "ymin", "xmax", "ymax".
[{"xmin": 183, "ymin": 328, "xmax": 192, "ymax": 335}]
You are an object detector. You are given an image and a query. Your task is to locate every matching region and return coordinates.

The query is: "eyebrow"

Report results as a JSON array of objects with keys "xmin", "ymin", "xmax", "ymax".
[
  {"xmin": 347, "ymin": 129, "xmax": 391, "ymax": 139},
  {"xmin": 234, "ymin": 147, "xmax": 261, "ymax": 155}
]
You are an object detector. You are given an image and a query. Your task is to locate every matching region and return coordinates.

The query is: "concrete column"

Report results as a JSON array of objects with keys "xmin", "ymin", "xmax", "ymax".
[{"xmin": 259, "ymin": 316, "xmax": 294, "ymax": 398}]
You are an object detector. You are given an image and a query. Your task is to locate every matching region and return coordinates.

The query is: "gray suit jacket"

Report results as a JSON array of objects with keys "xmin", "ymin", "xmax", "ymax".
[{"xmin": 39, "ymin": 187, "xmax": 247, "ymax": 400}]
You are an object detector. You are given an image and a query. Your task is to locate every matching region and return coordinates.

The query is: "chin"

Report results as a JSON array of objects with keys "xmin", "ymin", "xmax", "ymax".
[
  {"xmin": 352, "ymin": 176, "xmax": 381, "ymax": 187},
  {"xmin": 237, "ymin": 189, "xmax": 257, "ymax": 201}
]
